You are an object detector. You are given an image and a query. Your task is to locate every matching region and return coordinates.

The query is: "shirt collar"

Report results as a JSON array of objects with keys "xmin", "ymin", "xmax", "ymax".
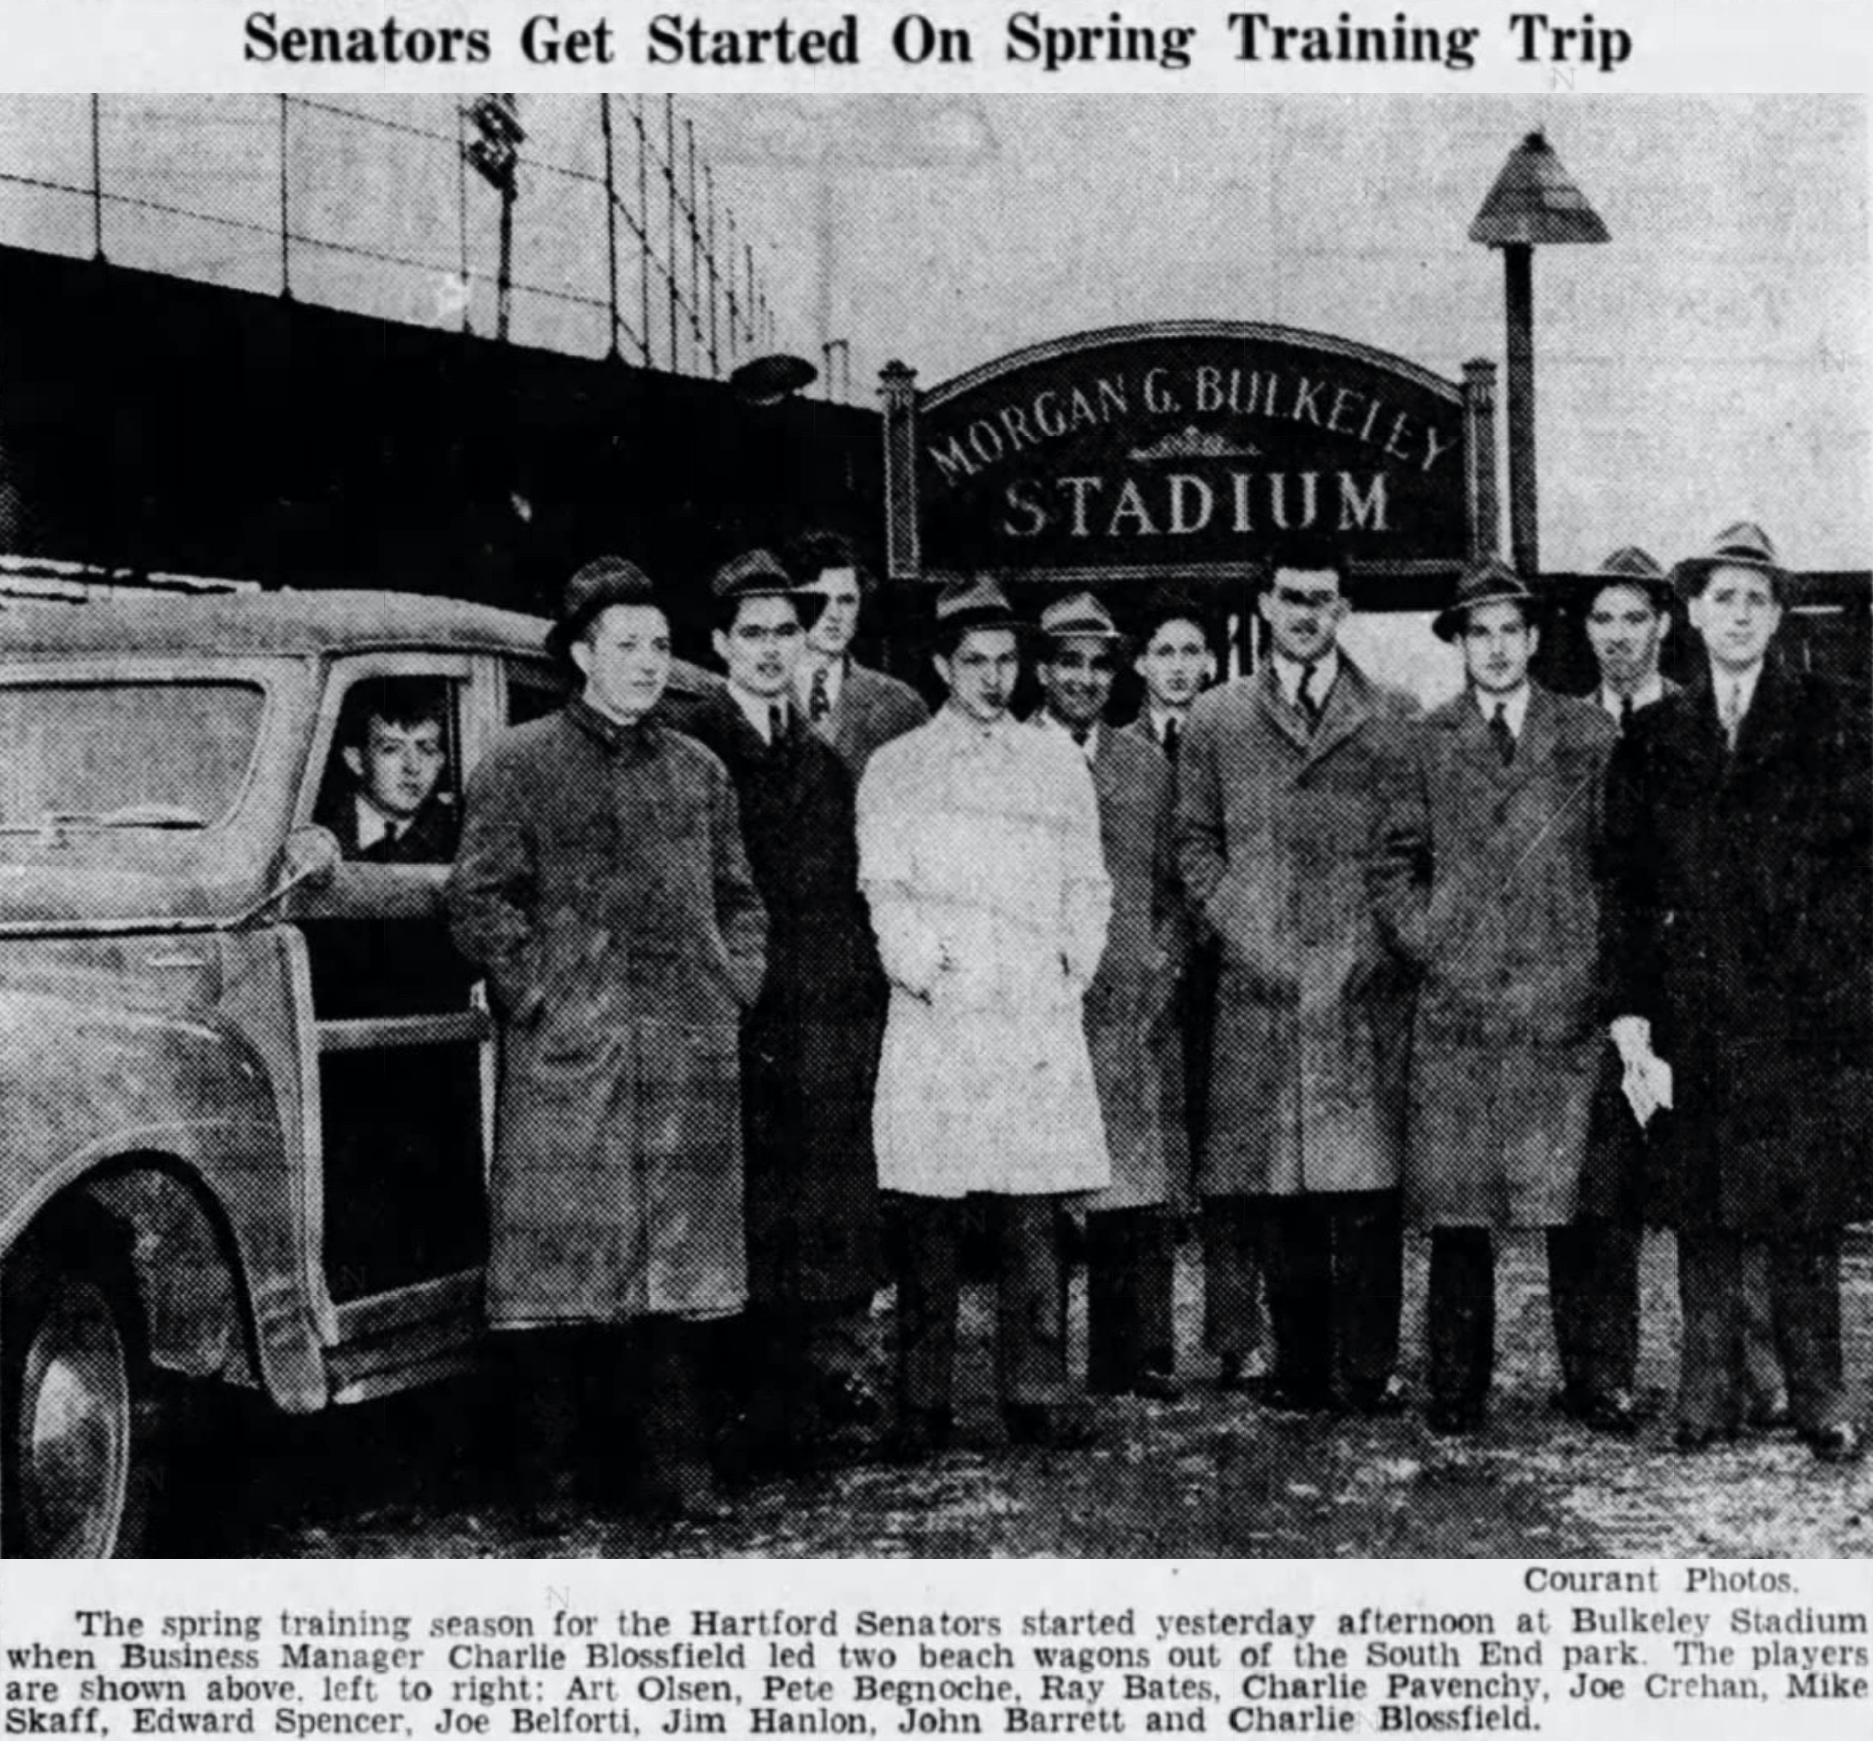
[
  {"xmin": 1146, "ymin": 704, "xmax": 1188, "ymax": 744},
  {"xmin": 1599, "ymin": 672, "xmax": 1666, "ymax": 717},
  {"xmin": 1038, "ymin": 708, "xmax": 1098, "ymax": 762},
  {"xmin": 1710, "ymin": 659, "xmax": 1766, "ymax": 717},
  {"xmin": 937, "ymin": 701, "xmax": 1018, "ymax": 750},
  {"xmin": 797, "ymin": 653, "xmax": 845, "ymax": 711},
  {"xmin": 728, "ymin": 682, "xmax": 785, "ymax": 744},
  {"xmin": 354, "ymin": 794, "xmax": 395, "ymax": 851},
  {"xmin": 1272, "ymin": 647, "xmax": 1339, "ymax": 707},
  {"xmin": 1474, "ymin": 683, "xmax": 1532, "ymax": 736}
]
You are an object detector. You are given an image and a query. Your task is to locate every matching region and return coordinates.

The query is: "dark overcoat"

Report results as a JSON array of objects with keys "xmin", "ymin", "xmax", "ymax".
[
  {"xmin": 1173, "ymin": 658, "xmax": 1420, "ymax": 1198},
  {"xmin": 1373, "ymin": 686, "xmax": 1617, "ymax": 1228},
  {"xmin": 1602, "ymin": 659, "xmax": 1873, "ymax": 1234},
  {"xmin": 665, "ymin": 688, "xmax": 885, "ymax": 1306},
  {"xmin": 445, "ymin": 699, "xmax": 767, "ymax": 1327},
  {"xmin": 815, "ymin": 659, "xmax": 929, "ymax": 781},
  {"xmin": 1575, "ymin": 676, "xmax": 1681, "ymax": 1223},
  {"xmin": 1068, "ymin": 721, "xmax": 1188, "ymax": 1213}
]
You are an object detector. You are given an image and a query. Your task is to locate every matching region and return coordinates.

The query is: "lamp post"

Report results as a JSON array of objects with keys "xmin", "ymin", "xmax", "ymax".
[{"xmin": 1468, "ymin": 130, "xmax": 1609, "ymax": 578}]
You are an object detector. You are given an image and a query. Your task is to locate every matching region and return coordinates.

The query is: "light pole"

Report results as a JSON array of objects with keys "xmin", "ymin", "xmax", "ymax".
[{"xmin": 1468, "ymin": 130, "xmax": 1609, "ymax": 579}]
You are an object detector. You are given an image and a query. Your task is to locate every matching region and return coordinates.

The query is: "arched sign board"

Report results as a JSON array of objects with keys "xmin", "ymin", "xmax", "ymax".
[{"xmin": 882, "ymin": 322, "xmax": 1499, "ymax": 612}]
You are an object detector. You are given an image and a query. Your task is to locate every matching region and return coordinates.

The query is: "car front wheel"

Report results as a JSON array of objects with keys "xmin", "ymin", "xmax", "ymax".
[{"xmin": 2, "ymin": 1236, "xmax": 153, "ymax": 1558}]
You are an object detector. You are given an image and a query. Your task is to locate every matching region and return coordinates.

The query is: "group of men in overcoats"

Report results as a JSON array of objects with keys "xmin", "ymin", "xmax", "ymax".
[{"xmin": 440, "ymin": 513, "xmax": 1866, "ymax": 1527}]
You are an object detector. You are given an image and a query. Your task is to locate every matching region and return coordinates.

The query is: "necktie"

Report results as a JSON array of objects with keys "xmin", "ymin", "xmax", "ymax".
[
  {"xmin": 1721, "ymin": 682, "xmax": 1742, "ymax": 750},
  {"xmin": 770, "ymin": 703, "xmax": 786, "ymax": 744},
  {"xmin": 1490, "ymin": 703, "xmax": 1516, "ymax": 766},
  {"xmin": 1162, "ymin": 718, "xmax": 1181, "ymax": 763},
  {"xmin": 809, "ymin": 665, "xmax": 831, "ymax": 725},
  {"xmin": 1619, "ymin": 695, "xmax": 1634, "ymax": 735},
  {"xmin": 1298, "ymin": 661, "xmax": 1324, "ymax": 728}
]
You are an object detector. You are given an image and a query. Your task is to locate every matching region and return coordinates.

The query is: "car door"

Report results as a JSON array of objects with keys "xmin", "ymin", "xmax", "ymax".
[{"xmin": 288, "ymin": 653, "xmax": 490, "ymax": 1386}]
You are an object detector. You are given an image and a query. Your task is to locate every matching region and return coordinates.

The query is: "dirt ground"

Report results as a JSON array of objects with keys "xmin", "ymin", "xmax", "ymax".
[{"xmin": 173, "ymin": 1230, "xmax": 1873, "ymax": 1560}]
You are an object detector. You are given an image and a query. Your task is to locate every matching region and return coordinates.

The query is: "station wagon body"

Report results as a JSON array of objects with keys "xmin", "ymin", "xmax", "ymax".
[{"xmin": 0, "ymin": 590, "xmax": 711, "ymax": 1556}]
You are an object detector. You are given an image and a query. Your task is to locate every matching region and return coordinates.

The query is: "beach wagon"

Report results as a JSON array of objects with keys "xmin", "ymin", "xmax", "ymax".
[{"xmin": 0, "ymin": 590, "xmax": 707, "ymax": 1556}]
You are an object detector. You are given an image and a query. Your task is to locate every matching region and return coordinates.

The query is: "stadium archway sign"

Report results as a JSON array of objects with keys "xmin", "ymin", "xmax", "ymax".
[{"xmin": 882, "ymin": 322, "xmax": 1498, "ymax": 599}]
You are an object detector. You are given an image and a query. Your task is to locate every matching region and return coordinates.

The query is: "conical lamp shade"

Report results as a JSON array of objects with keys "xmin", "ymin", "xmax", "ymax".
[{"xmin": 1469, "ymin": 131, "xmax": 1610, "ymax": 246}]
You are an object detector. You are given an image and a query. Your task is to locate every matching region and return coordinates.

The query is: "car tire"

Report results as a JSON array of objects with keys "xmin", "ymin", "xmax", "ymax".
[{"xmin": 2, "ymin": 1225, "xmax": 157, "ymax": 1558}]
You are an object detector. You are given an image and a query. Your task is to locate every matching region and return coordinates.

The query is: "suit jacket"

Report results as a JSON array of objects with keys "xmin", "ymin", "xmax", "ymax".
[
  {"xmin": 1373, "ymin": 685, "xmax": 1616, "ymax": 1228},
  {"xmin": 813, "ymin": 658, "xmax": 929, "ymax": 781},
  {"xmin": 314, "ymin": 788, "xmax": 460, "ymax": 863},
  {"xmin": 1174, "ymin": 655, "xmax": 1420, "ymax": 1197},
  {"xmin": 1603, "ymin": 655, "xmax": 1873, "ymax": 1233}
]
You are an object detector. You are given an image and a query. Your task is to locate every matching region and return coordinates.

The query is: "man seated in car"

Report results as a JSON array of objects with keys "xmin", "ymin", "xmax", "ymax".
[{"xmin": 316, "ymin": 677, "xmax": 460, "ymax": 864}]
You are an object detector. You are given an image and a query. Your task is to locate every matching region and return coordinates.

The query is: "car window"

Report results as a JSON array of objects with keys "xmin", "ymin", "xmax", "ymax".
[
  {"xmin": 506, "ymin": 661, "xmax": 566, "ymax": 727},
  {"xmin": 0, "ymin": 680, "xmax": 265, "ymax": 833},
  {"xmin": 312, "ymin": 675, "xmax": 464, "ymax": 866}
]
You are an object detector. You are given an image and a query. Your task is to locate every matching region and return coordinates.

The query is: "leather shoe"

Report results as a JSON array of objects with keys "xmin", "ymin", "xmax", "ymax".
[
  {"xmin": 1129, "ymin": 1369, "xmax": 1184, "ymax": 1403},
  {"xmin": 1425, "ymin": 1400, "xmax": 1486, "ymax": 1436},
  {"xmin": 1550, "ymin": 1385, "xmax": 1592, "ymax": 1423},
  {"xmin": 1004, "ymin": 1403, "xmax": 1099, "ymax": 1450},
  {"xmin": 1215, "ymin": 1353, "xmax": 1269, "ymax": 1393},
  {"xmin": 1582, "ymin": 1389, "xmax": 1642, "ymax": 1437},
  {"xmin": 1257, "ymin": 1378, "xmax": 1337, "ymax": 1415},
  {"xmin": 637, "ymin": 1458, "xmax": 732, "ymax": 1523},
  {"xmin": 885, "ymin": 1407, "xmax": 953, "ymax": 1462},
  {"xmin": 1345, "ymin": 1375, "xmax": 1410, "ymax": 1417},
  {"xmin": 1805, "ymin": 1422, "xmax": 1865, "ymax": 1464},
  {"xmin": 1672, "ymin": 1420, "xmax": 1738, "ymax": 1454},
  {"xmin": 1746, "ymin": 1400, "xmax": 1794, "ymax": 1433}
]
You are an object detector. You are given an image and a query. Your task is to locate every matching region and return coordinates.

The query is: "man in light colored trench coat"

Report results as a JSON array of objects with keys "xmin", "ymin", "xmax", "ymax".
[
  {"xmin": 1033, "ymin": 592, "xmax": 1189, "ymax": 1401},
  {"xmin": 447, "ymin": 557, "xmax": 768, "ymax": 1524},
  {"xmin": 1372, "ymin": 559, "xmax": 1617, "ymax": 1435},
  {"xmin": 858, "ymin": 576, "xmax": 1113, "ymax": 1454},
  {"xmin": 1174, "ymin": 553, "xmax": 1419, "ymax": 1415}
]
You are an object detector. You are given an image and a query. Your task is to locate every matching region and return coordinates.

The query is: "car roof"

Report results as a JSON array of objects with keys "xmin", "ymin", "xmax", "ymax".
[{"xmin": 0, "ymin": 590, "xmax": 554, "ymax": 661}]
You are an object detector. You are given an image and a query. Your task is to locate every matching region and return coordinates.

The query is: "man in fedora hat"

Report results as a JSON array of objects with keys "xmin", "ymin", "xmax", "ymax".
[
  {"xmin": 1540, "ymin": 546, "xmax": 1683, "ymax": 1434},
  {"xmin": 1175, "ymin": 546, "xmax": 1418, "ymax": 1414},
  {"xmin": 447, "ymin": 555, "xmax": 768, "ymax": 1524},
  {"xmin": 857, "ymin": 575, "xmax": 1112, "ymax": 1453},
  {"xmin": 785, "ymin": 530, "xmax": 929, "ymax": 780},
  {"xmin": 1604, "ymin": 522, "xmax": 1869, "ymax": 1461},
  {"xmin": 1374, "ymin": 558, "xmax": 1619, "ymax": 1434},
  {"xmin": 1032, "ymin": 592, "xmax": 1187, "ymax": 1401},
  {"xmin": 663, "ymin": 550, "xmax": 887, "ymax": 1471}
]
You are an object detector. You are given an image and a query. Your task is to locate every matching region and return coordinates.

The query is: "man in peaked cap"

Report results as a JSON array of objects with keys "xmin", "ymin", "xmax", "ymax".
[
  {"xmin": 1175, "ymin": 546, "xmax": 1419, "ymax": 1415},
  {"xmin": 786, "ymin": 530, "xmax": 930, "ymax": 780},
  {"xmin": 448, "ymin": 555, "xmax": 768, "ymax": 1525},
  {"xmin": 1605, "ymin": 523, "xmax": 1870, "ymax": 1461},
  {"xmin": 1375, "ymin": 557, "xmax": 1620, "ymax": 1434},
  {"xmin": 857, "ymin": 576, "xmax": 1113, "ymax": 1453},
  {"xmin": 1032, "ymin": 592, "xmax": 1189, "ymax": 1401},
  {"xmin": 662, "ymin": 550, "xmax": 888, "ymax": 1472}
]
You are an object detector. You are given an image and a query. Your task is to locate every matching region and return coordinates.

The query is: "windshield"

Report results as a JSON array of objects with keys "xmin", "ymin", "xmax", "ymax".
[{"xmin": 0, "ymin": 681, "xmax": 266, "ymax": 834}]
